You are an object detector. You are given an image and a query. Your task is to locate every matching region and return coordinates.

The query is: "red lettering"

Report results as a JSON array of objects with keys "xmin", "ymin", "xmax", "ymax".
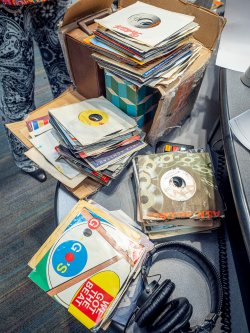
[
  {"xmin": 88, "ymin": 218, "xmax": 100, "ymax": 230},
  {"xmin": 213, "ymin": 211, "xmax": 221, "ymax": 218},
  {"xmin": 96, "ymin": 292, "xmax": 104, "ymax": 301},
  {"xmin": 75, "ymin": 299, "xmax": 82, "ymax": 307},
  {"xmin": 82, "ymin": 299, "xmax": 90, "ymax": 309},
  {"xmin": 197, "ymin": 211, "xmax": 206, "ymax": 219},
  {"xmin": 78, "ymin": 292, "xmax": 85, "ymax": 300},
  {"xmin": 71, "ymin": 279, "xmax": 114, "ymax": 324},
  {"xmin": 100, "ymin": 300, "xmax": 109, "ymax": 312},
  {"xmin": 86, "ymin": 281, "xmax": 93, "ymax": 289},
  {"xmin": 113, "ymin": 25, "xmax": 142, "ymax": 38}
]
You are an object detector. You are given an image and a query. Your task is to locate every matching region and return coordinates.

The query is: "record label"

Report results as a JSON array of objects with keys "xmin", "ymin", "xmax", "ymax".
[
  {"xmin": 78, "ymin": 109, "xmax": 109, "ymax": 126},
  {"xmin": 128, "ymin": 13, "xmax": 161, "ymax": 29},
  {"xmin": 46, "ymin": 219, "xmax": 133, "ymax": 308},
  {"xmin": 160, "ymin": 168, "xmax": 196, "ymax": 201},
  {"xmin": 52, "ymin": 240, "xmax": 88, "ymax": 277}
]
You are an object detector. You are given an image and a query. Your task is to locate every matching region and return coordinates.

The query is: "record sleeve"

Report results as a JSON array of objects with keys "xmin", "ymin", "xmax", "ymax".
[
  {"xmin": 95, "ymin": 1, "xmax": 194, "ymax": 47},
  {"xmin": 134, "ymin": 152, "xmax": 224, "ymax": 221},
  {"xmin": 30, "ymin": 129, "xmax": 81, "ymax": 179},
  {"xmin": 84, "ymin": 140, "xmax": 147, "ymax": 171},
  {"xmin": 28, "ymin": 200, "xmax": 146, "ymax": 332},
  {"xmin": 49, "ymin": 97, "xmax": 136, "ymax": 146},
  {"xmin": 144, "ymin": 223, "xmax": 221, "ymax": 240}
]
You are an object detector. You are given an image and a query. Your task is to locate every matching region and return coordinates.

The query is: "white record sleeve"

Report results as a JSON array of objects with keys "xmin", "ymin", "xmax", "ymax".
[
  {"xmin": 49, "ymin": 96, "xmax": 136, "ymax": 146},
  {"xmin": 95, "ymin": 1, "xmax": 194, "ymax": 47},
  {"xmin": 31, "ymin": 129, "xmax": 82, "ymax": 179}
]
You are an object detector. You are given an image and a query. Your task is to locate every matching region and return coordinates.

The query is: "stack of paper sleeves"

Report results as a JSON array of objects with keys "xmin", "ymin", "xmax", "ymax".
[
  {"xmin": 133, "ymin": 151, "xmax": 224, "ymax": 239},
  {"xmin": 83, "ymin": 1, "xmax": 201, "ymax": 87},
  {"xmin": 28, "ymin": 96, "xmax": 147, "ymax": 188},
  {"xmin": 28, "ymin": 200, "xmax": 152, "ymax": 332}
]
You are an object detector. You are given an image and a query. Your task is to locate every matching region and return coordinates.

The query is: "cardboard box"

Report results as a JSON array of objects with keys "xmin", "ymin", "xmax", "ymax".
[
  {"xmin": 6, "ymin": 0, "xmax": 225, "ymax": 196},
  {"xmin": 147, "ymin": 49, "xmax": 208, "ymax": 143},
  {"xmin": 104, "ymin": 70, "xmax": 161, "ymax": 119},
  {"xmin": 59, "ymin": 0, "xmax": 225, "ymax": 145}
]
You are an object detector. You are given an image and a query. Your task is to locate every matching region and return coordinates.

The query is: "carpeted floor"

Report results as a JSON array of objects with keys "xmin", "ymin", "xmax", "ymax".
[{"xmin": 0, "ymin": 42, "xmax": 84, "ymax": 333}]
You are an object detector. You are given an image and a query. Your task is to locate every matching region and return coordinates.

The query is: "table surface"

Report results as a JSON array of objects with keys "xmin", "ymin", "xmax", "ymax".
[{"xmin": 220, "ymin": 68, "xmax": 250, "ymax": 259}]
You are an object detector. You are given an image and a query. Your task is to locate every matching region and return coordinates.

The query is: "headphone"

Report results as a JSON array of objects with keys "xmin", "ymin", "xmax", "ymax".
[{"xmin": 126, "ymin": 242, "xmax": 223, "ymax": 333}]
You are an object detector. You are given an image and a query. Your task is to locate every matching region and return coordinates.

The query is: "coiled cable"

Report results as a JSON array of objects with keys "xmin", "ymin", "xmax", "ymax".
[
  {"xmin": 211, "ymin": 138, "xmax": 232, "ymax": 333},
  {"xmin": 218, "ymin": 224, "xmax": 232, "ymax": 333}
]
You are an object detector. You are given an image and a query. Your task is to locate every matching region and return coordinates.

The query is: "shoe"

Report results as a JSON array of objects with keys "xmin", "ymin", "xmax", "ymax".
[{"xmin": 23, "ymin": 168, "xmax": 47, "ymax": 183}]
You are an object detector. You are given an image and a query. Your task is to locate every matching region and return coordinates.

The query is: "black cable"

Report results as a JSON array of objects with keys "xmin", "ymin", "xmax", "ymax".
[
  {"xmin": 147, "ymin": 273, "xmax": 162, "ymax": 284},
  {"xmin": 218, "ymin": 224, "xmax": 232, "ymax": 333},
  {"xmin": 211, "ymin": 140, "xmax": 232, "ymax": 332}
]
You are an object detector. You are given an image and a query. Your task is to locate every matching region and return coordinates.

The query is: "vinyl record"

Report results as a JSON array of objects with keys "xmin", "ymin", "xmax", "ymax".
[
  {"xmin": 49, "ymin": 97, "xmax": 136, "ymax": 146},
  {"xmin": 128, "ymin": 13, "xmax": 161, "ymax": 29},
  {"xmin": 78, "ymin": 109, "xmax": 109, "ymax": 126},
  {"xmin": 95, "ymin": 2, "xmax": 194, "ymax": 47},
  {"xmin": 46, "ymin": 220, "xmax": 131, "ymax": 307},
  {"xmin": 160, "ymin": 168, "xmax": 196, "ymax": 202},
  {"xmin": 135, "ymin": 152, "xmax": 224, "ymax": 221}
]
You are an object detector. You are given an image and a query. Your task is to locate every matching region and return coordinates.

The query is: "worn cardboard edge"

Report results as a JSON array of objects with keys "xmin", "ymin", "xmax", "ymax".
[
  {"xmin": 6, "ymin": 87, "xmax": 84, "ymax": 149},
  {"xmin": 64, "ymin": 179, "xmax": 101, "ymax": 200},
  {"xmin": 147, "ymin": 46, "xmax": 211, "ymax": 142},
  {"xmin": 59, "ymin": 6, "xmax": 113, "ymax": 88},
  {"xmin": 62, "ymin": 0, "xmax": 114, "ymax": 27}
]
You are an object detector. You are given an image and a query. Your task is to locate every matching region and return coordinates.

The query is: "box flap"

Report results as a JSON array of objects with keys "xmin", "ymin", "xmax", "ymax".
[
  {"xmin": 119, "ymin": 0, "xmax": 226, "ymax": 50},
  {"xmin": 62, "ymin": 0, "xmax": 114, "ymax": 27},
  {"xmin": 6, "ymin": 87, "xmax": 84, "ymax": 149},
  {"xmin": 6, "ymin": 86, "xmax": 101, "ymax": 199}
]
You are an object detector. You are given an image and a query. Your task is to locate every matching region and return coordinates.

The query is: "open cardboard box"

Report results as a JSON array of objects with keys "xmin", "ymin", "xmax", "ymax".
[{"xmin": 6, "ymin": 0, "xmax": 225, "ymax": 199}]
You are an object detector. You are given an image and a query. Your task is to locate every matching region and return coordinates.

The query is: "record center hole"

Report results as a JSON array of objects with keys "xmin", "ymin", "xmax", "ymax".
[
  {"xmin": 171, "ymin": 176, "xmax": 186, "ymax": 188},
  {"xmin": 83, "ymin": 228, "xmax": 92, "ymax": 237},
  {"xmin": 141, "ymin": 195, "xmax": 148, "ymax": 204},
  {"xmin": 88, "ymin": 114, "xmax": 103, "ymax": 122}
]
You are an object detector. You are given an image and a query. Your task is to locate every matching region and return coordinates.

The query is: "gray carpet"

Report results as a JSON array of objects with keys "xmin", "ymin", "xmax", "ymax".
[{"xmin": 0, "ymin": 42, "xmax": 84, "ymax": 333}]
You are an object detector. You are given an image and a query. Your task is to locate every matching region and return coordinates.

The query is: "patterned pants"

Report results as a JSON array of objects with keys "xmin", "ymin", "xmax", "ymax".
[{"xmin": 0, "ymin": 1, "xmax": 72, "ymax": 172}]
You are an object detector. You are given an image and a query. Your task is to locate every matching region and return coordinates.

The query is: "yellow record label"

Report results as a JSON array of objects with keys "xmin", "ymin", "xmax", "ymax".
[{"xmin": 78, "ymin": 110, "xmax": 109, "ymax": 126}]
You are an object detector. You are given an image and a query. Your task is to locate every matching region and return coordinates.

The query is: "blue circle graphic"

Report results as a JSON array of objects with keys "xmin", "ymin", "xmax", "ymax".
[{"xmin": 52, "ymin": 240, "xmax": 88, "ymax": 277}]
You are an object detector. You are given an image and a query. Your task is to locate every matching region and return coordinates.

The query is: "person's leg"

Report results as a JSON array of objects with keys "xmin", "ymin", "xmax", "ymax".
[
  {"xmin": 0, "ymin": 6, "xmax": 46, "ymax": 181},
  {"xmin": 0, "ymin": 6, "xmax": 39, "ymax": 172},
  {"xmin": 31, "ymin": 0, "xmax": 72, "ymax": 98}
]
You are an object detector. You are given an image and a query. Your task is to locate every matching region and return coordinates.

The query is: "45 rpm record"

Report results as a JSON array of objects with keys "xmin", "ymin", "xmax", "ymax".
[
  {"xmin": 78, "ymin": 109, "xmax": 109, "ymax": 126},
  {"xmin": 128, "ymin": 13, "xmax": 161, "ymax": 29},
  {"xmin": 160, "ymin": 168, "xmax": 196, "ymax": 202},
  {"xmin": 46, "ymin": 220, "xmax": 132, "ymax": 308}
]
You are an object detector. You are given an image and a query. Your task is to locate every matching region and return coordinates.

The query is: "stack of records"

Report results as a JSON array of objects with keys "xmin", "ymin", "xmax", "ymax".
[
  {"xmin": 28, "ymin": 200, "xmax": 151, "ymax": 332},
  {"xmin": 133, "ymin": 151, "xmax": 224, "ymax": 239},
  {"xmin": 29, "ymin": 96, "xmax": 147, "ymax": 188},
  {"xmin": 83, "ymin": 1, "xmax": 201, "ymax": 87}
]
